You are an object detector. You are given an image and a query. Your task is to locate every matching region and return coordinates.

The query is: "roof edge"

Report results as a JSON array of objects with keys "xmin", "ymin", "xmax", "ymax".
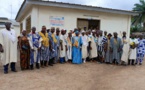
[{"xmin": 15, "ymin": 0, "xmax": 139, "ymax": 21}]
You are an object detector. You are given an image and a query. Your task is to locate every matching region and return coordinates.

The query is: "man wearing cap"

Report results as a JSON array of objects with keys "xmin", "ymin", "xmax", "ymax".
[{"xmin": 0, "ymin": 22, "xmax": 18, "ymax": 74}]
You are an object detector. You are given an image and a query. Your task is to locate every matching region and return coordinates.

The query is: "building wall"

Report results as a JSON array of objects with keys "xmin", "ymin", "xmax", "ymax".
[
  {"xmin": 20, "ymin": 9, "xmax": 32, "ymax": 31},
  {"xmin": 22, "ymin": 5, "xmax": 131, "ymax": 37}
]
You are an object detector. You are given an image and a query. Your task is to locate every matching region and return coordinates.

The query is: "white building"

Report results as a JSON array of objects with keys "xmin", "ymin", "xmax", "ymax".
[
  {"xmin": 15, "ymin": 0, "xmax": 138, "ymax": 36},
  {"xmin": 0, "ymin": 17, "xmax": 20, "ymax": 36}
]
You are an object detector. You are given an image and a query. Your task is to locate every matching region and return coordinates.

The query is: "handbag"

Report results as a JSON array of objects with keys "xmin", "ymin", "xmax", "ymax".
[{"xmin": 22, "ymin": 45, "xmax": 28, "ymax": 50}]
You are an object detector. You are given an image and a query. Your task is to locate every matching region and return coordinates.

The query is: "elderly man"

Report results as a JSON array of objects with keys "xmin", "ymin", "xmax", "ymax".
[
  {"xmin": 0, "ymin": 22, "xmax": 17, "ymax": 74},
  {"xmin": 110, "ymin": 32, "xmax": 122, "ymax": 65},
  {"xmin": 55, "ymin": 28, "xmax": 60, "ymax": 63},
  {"xmin": 81, "ymin": 31, "xmax": 89, "ymax": 63},
  {"xmin": 39, "ymin": 26, "xmax": 50, "ymax": 68},
  {"xmin": 48, "ymin": 27, "xmax": 58, "ymax": 66},
  {"xmin": 59, "ymin": 29, "xmax": 67, "ymax": 63},
  {"xmin": 121, "ymin": 31, "xmax": 130, "ymax": 65},
  {"xmin": 28, "ymin": 27, "xmax": 41, "ymax": 69}
]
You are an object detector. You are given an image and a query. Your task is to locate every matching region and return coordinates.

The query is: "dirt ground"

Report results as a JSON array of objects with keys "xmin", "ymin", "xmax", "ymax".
[{"xmin": 0, "ymin": 61, "xmax": 145, "ymax": 90}]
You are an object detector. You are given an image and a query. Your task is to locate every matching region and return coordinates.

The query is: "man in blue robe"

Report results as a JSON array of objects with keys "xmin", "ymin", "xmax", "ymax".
[
  {"xmin": 28, "ymin": 27, "xmax": 41, "ymax": 69},
  {"xmin": 48, "ymin": 27, "xmax": 58, "ymax": 66},
  {"xmin": 110, "ymin": 32, "xmax": 122, "ymax": 65}
]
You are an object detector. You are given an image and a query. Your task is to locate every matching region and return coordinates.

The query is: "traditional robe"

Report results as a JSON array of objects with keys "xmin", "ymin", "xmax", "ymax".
[
  {"xmin": 39, "ymin": 32, "xmax": 49, "ymax": 61},
  {"xmin": 64, "ymin": 34, "xmax": 68, "ymax": 61},
  {"xmin": 129, "ymin": 38, "xmax": 138, "ymax": 60},
  {"xmin": 59, "ymin": 35, "xmax": 66, "ymax": 58},
  {"xmin": 19, "ymin": 36, "xmax": 30, "ymax": 70},
  {"xmin": 110, "ymin": 37, "xmax": 122, "ymax": 63},
  {"xmin": 72, "ymin": 36, "xmax": 82, "ymax": 64},
  {"xmin": 28, "ymin": 32, "xmax": 41, "ymax": 65},
  {"xmin": 98, "ymin": 36, "xmax": 107, "ymax": 58},
  {"xmin": 81, "ymin": 35, "xmax": 89, "ymax": 59},
  {"xmin": 67, "ymin": 37, "xmax": 72, "ymax": 60},
  {"xmin": 0, "ymin": 29, "xmax": 17, "ymax": 65},
  {"xmin": 104, "ymin": 39, "xmax": 112, "ymax": 63},
  {"xmin": 136, "ymin": 39, "xmax": 145, "ymax": 63},
  {"xmin": 55, "ymin": 35, "xmax": 60, "ymax": 62},
  {"xmin": 121, "ymin": 37, "xmax": 130, "ymax": 63},
  {"xmin": 48, "ymin": 32, "xmax": 58, "ymax": 59},
  {"xmin": 89, "ymin": 35, "xmax": 98, "ymax": 58}
]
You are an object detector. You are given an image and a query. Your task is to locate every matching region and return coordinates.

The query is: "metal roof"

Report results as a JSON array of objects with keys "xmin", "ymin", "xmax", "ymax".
[{"xmin": 15, "ymin": 0, "xmax": 139, "ymax": 21}]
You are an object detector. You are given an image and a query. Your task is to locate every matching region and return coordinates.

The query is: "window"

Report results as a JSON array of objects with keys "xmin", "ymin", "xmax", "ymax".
[{"xmin": 26, "ymin": 16, "xmax": 31, "ymax": 34}]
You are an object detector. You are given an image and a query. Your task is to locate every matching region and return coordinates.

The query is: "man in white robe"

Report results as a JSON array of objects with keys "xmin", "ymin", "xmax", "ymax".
[
  {"xmin": 81, "ymin": 31, "xmax": 89, "ymax": 63},
  {"xmin": 0, "ymin": 22, "xmax": 17, "ymax": 74},
  {"xmin": 89, "ymin": 30, "xmax": 98, "ymax": 60},
  {"xmin": 59, "ymin": 30, "xmax": 67, "ymax": 63},
  {"xmin": 121, "ymin": 32, "xmax": 130, "ymax": 65},
  {"xmin": 129, "ymin": 34, "xmax": 139, "ymax": 65},
  {"xmin": 67, "ymin": 32, "xmax": 72, "ymax": 61}
]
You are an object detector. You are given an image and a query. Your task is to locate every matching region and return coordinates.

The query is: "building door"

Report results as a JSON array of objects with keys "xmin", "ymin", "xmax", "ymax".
[
  {"xmin": 77, "ymin": 19, "xmax": 89, "ymax": 30},
  {"xmin": 88, "ymin": 20, "xmax": 100, "ymax": 30},
  {"xmin": 77, "ymin": 18, "xmax": 100, "ymax": 30}
]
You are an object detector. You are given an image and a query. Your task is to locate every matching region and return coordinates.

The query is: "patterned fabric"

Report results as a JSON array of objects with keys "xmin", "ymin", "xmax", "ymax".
[
  {"xmin": 98, "ymin": 36, "xmax": 107, "ymax": 57},
  {"xmin": 28, "ymin": 33, "xmax": 40, "ymax": 48},
  {"xmin": 72, "ymin": 36, "xmax": 82, "ymax": 64},
  {"xmin": 28, "ymin": 33, "xmax": 41, "ymax": 65},
  {"xmin": 137, "ymin": 39, "xmax": 145, "ymax": 63},
  {"xmin": 39, "ymin": 45, "xmax": 49, "ymax": 61},
  {"xmin": 20, "ymin": 36, "xmax": 30, "ymax": 70}
]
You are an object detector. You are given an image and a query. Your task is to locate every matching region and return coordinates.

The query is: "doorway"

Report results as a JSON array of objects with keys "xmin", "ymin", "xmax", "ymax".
[{"xmin": 77, "ymin": 18, "xmax": 100, "ymax": 30}]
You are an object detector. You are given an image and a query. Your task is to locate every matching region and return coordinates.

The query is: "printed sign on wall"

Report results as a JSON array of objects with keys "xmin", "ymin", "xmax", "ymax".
[{"xmin": 50, "ymin": 16, "xmax": 64, "ymax": 26}]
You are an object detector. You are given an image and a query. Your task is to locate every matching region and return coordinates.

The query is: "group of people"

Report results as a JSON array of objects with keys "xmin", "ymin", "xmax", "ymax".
[{"xmin": 0, "ymin": 22, "xmax": 145, "ymax": 74}]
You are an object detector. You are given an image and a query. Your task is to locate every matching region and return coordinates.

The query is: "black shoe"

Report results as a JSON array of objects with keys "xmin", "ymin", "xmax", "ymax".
[
  {"xmin": 11, "ymin": 70, "xmax": 17, "ymax": 72},
  {"xmin": 4, "ymin": 71, "xmax": 8, "ymax": 74},
  {"xmin": 30, "ymin": 65, "xmax": 34, "ymax": 70},
  {"xmin": 41, "ymin": 61, "xmax": 44, "ymax": 68},
  {"xmin": 132, "ymin": 60, "xmax": 135, "ymax": 65},
  {"xmin": 49, "ymin": 64, "xmax": 53, "ymax": 66},
  {"xmin": 128, "ymin": 60, "xmax": 131, "ymax": 65},
  {"xmin": 36, "ymin": 63, "xmax": 40, "ymax": 69},
  {"xmin": 139, "ymin": 63, "xmax": 142, "ymax": 65}
]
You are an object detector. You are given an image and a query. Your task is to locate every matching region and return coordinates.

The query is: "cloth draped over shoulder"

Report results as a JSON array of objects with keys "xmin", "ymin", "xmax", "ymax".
[
  {"xmin": 39, "ymin": 32, "xmax": 49, "ymax": 47},
  {"xmin": 51, "ymin": 33, "xmax": 57, "ymax": 44}
]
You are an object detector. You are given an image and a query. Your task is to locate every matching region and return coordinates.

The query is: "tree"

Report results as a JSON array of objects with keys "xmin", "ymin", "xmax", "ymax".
[{"xmin": 132, "ymin": 0, "xmax": 145, "ymax": 30}]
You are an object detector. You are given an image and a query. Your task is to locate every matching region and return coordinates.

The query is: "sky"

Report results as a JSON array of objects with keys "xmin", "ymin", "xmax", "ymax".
[{"xmin": 0, "ymin": 0, "xmax": 140, "ymax": 19}]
